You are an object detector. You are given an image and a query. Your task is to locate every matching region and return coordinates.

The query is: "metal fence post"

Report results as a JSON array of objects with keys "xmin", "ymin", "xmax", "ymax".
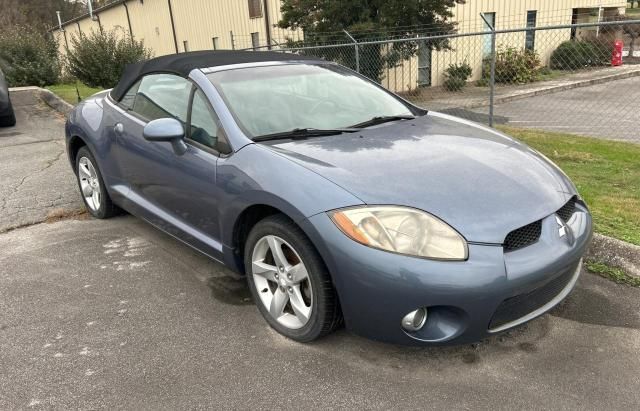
[
  {"xmin": 230, "ymin": 31, "xmax": 235, "ymax": 50},
  {"xmin": 343, "ymin": 30, "xmax": 360, "ymax": 73},
  {"xmin": 480, "ymin": 13, "xmax": 497, "ymax": 128}
]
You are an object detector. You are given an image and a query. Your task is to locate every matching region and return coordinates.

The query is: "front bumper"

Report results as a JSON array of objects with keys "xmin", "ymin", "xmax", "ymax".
[{"xmin": 300, "ymin": 202, "xmax": 592, "ymax": 346}]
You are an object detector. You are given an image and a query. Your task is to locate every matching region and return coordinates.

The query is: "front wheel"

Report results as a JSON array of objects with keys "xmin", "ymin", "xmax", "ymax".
[{"xmin": 245, "ymin": 215, "xmax": 342, "ymax": 342}]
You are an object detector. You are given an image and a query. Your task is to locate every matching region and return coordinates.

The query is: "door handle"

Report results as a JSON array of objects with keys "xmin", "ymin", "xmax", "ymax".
[{"xmin": 114, "ymin": 123, "xmax": 124, "ymax": 135}]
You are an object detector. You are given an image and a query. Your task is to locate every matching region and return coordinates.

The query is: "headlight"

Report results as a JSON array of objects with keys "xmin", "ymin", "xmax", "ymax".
[{"xmin": 329, "ymin": 206, "xmax": 468, "ymax": 260}]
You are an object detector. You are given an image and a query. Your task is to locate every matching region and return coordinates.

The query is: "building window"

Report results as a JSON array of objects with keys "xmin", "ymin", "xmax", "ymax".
[
  {"xmin": 482, "ymin": 12, "xmax": 496, "ymax": 58},
  {"xmin": 212, "ymin": 37, "xmax": 219, "ymax": 50},
  {"xmin": 248, "ymin": 0, "xmax": 262, "ymax": 18},
  {"xmin": 183, "ymin": 40, "xmax": 189, "ymax": 52},
  {"xmin": 525, "ymin": 11, "xmax": 537, "ymax": 51},
  {"xmin": 251, "ymin": 32, "xmax": 260, "ymax": 50}
]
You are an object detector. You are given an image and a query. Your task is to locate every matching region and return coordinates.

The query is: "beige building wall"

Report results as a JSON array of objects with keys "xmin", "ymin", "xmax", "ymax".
[
  {"xmin": 54, "ymin": 0, "xmax": 300, "ymax": 59},
  {"xmin": 428, "ymin": 0, "xmax": 627, "ymax": 86},
  {"xmin": 52, "ymin": 0, "xmax": 627, "ymax": 92},
  {"xmin": 94, "ymin": 6, "xmax": 129, "ymax": 40},
  {"xmin": 125, "ymin": 0, "xmax": 176, "ymax": 56}
]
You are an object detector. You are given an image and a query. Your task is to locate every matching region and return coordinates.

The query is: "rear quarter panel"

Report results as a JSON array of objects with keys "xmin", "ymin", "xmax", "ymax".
[{"xmin": 66, "ymin": 92, "xmax": 127, "ymax": 195}]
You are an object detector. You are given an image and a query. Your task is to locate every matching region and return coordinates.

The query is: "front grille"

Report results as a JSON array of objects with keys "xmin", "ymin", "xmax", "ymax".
[
  {"xmin": 489, "ymin": 265, "xmax": 576, "ymax": 330},
  {"xmin": 503, "ymin": 197, "xmax": 578, "ymax": 252},
  {"xmin": 504, "ymin": 220, "xmax": 542, "ymax": 251},
  {"xmin": 557, "ymin": 196, "xmax": 577, "ymax": 222}
]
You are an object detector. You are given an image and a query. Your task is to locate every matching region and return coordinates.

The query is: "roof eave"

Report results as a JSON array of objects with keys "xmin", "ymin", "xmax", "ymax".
[{"xmin": 49, "ymin": 0, "xmax": 129, "ymax": 32}]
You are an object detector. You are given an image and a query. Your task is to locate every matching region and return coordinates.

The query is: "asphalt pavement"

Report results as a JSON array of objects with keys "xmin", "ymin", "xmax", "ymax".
[
  {"xmin": 0, "ymin": 90, "xmax": 83, "ymax": 233},
  {"xmin": 482, "ymin": 76, "xmax": 640, "ymax": 143},
  {"xmin": 1, "ymin": 90, "xmax": 639, "ymax": 410}
]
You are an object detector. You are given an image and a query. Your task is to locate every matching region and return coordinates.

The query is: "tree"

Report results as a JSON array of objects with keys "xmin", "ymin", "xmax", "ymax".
[
  {"xmin": 0, "ymin": 0, "xmax": 99, "ymax": 32},
  {"xmin": 278, "ymin": 0, "xmax": 465, "ymax": 82},
  {"xmin": 619, "ymin": 15, "xmax": 640, "ymax": 56},
  {"xmin": 604, "ymin": 12, "xmax": 640, "ymax": 56},
  {"xmin": 66, "ymin": 29, "xmax": 152, "ymax": 89},
  {"xmin": 0, "ymin": 25, "xmax": 60, "ymax": 87}
]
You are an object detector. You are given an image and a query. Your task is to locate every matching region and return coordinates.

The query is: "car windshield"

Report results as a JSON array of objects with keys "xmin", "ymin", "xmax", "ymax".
[{"xmin": 206, "ymin": 63, "xmax": 415, "ymax": 139}]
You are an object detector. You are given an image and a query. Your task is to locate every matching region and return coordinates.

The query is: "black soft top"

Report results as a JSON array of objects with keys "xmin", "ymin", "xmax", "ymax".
[{"xmin": 110, "ymin": 50, "xmax": 319, "ymax": 101}]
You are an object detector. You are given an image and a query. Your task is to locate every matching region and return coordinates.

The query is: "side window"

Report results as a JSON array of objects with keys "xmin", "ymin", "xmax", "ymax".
[
  {"xmin": 188, "ymin": 88, "xmax": 222, "ymax": 150},
  {"xmin": 119, "ymin": 80, "xmax": 140, "ymax": 110},
  {"xmin": 130, "ymin": 74, "xmax": 192, "ymax": 122}
]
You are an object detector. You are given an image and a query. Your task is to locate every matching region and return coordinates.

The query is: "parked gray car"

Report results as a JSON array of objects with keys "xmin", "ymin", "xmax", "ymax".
[
  {"xmin": 0, "ymin": 68, "xmax": 16, "ymax": 127},
  {"xmin": 65, "ymin": 51, "xmax": 592, "ymax": 345}
]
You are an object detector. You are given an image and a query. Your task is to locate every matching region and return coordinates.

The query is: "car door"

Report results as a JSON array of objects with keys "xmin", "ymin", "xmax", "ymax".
[{"xmin": 113, "ymin": 73, "xmax": 225, "ymax": 260}]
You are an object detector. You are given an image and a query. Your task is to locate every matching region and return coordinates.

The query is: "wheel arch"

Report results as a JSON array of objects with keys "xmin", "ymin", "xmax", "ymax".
[
  {"xmin": 227, "ymin": 199, "xmax": 335, "ymax": 280},
  {"xmin": 67, "ymin": 134, "xmax": 88, "ymax": 171},
  {"xmin": 230, "ymin": 203, "xmax": 297, "ymax": 275}
]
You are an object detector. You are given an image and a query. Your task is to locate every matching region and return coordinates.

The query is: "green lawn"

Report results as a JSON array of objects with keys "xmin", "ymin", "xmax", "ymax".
[
  {"xmin": 535, "ymin": 69, "xmax": 567, "ymax": 82},
  {"xmin": 46, "ymin": 83, "xmax": 103, "ymax": 105},
  {"xmin": 500, "ymin": 127, "xmax": 640, "ymax": 246},
  {"xmin": 586, "ymin": 260, "xmax": 640, "ymax": 287}
]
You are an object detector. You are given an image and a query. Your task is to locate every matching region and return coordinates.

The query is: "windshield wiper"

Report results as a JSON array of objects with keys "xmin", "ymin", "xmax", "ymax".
[
  {"xmin": 253, "ymin": 127, "xmax": 360, "ymax": 142},
  {"xmin": 349, "ymin": 115, "xmax": 415, "ymax": 129}
]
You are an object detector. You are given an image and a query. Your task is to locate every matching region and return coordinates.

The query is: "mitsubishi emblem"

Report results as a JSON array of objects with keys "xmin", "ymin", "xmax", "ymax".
[{"xmin": 556, "ymin": 216, "xmax": 567, "ymax": 238}]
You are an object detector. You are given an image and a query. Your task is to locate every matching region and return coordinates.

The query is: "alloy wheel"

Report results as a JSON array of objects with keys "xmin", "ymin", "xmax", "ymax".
[
  {"xmin": 251, "ymin": 235, "xmax": 313, "ymax": 329},
  {"xmin": 78, "ymin": 157, "xmax": 101, "ymax": 212}
]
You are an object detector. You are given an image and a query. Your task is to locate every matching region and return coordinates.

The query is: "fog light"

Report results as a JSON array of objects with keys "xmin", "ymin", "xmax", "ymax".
[{"xmin": 401, "ymin": 307, "xmax": 427, "ymax": 332}]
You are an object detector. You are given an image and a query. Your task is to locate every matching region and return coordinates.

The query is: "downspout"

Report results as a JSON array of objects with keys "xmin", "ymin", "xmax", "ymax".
[
  {"xmin": 56, "ymin": 11, "xmax": 70, "ymax": 49},
  {"xmin": 95, "ymin": 14, "xmax": 103, "ymax": 34},
  {"xmin": 167, "ymin": 0, "xmax": 179, "ymax": 54},
  {"xmin": 123, "ymin": 1, "xmax": 134, "ymax": 40},
  {"xmin": 88, "ymin": 0, "xmax": 102, "ymax": 33},
  {"xmin": 263, "ymin": 0, "xmax": 272, "ymax": 50},
  {"xmin": 63, "ymin": 31, "xmax": 70, "ymax": 50}
]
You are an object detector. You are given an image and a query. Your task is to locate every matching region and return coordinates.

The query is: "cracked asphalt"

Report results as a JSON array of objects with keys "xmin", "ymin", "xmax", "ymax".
[
  {"xmin": 1, "ymin": 91, "xmax": 639, "ymax": 409},
  {"xmin": 0, "ymin": 90, "xmax": 83, "ymax": 233}
]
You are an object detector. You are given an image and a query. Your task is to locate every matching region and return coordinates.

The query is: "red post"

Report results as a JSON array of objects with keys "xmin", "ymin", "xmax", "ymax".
[{"xmin": 612, "ymin": 40, "xmax": 624, "ymax": 66}]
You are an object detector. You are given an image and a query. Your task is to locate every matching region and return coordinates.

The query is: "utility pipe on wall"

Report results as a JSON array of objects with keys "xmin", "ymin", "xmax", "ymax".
[
  {"xmin": 123, "ymin": 2, "xmax": 134, "ymax": 39},
  {"xmin": 168, "ymin": 0, "xmax": 179, "ymax": 54},
  {"xmin": 263, "ymin": 0, "xmax": 272, "ymax": 50}
]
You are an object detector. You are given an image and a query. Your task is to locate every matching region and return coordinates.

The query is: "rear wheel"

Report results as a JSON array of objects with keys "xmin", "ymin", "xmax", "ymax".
[
  {"xmin": 245, "ymin": 214, "xmax": 342, "ymax": 342},
  {"xmin": 75, "ymin": 146, "xmax": 119, "ymax": 219}
]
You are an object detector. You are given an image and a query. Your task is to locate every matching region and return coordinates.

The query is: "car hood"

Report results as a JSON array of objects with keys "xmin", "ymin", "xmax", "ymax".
[{"xmin": 263, "ymin": 112, "xmax": 577, "ymax": 244}]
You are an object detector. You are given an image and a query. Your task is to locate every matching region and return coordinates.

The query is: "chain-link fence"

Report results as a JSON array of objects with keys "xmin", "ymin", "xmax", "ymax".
[{"xmin": 248, "ymin": 18, "xmax": 640, "ymax": 142}]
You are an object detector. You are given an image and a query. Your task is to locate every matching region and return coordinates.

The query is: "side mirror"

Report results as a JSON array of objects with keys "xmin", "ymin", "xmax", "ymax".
[{"xmin": 143, "ymin": 118, "xmax": 187, "ymax": 155}]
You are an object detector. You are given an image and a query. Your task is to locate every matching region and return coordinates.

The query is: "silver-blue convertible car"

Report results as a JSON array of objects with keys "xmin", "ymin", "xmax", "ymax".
[{"xmin": 66, "ymin": 51, "xmax": 592, "ymax": 345}]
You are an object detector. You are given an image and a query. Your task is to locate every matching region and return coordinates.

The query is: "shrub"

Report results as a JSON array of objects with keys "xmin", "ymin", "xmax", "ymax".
[
  {"xmin": 483, "ymin": 47, "xmax": 541, "ymax": 84},
  {"xmin": 0, "ymin": 26, "xmax": 60, "ymax": 87},
  {"xmin": 66, "ymin": 29, "xmax": 152, "ymax": 89},
  {"xmin": 443, "ymin": 62, "xmax": 472, "ymax": 91},
  {"xmin": 550, "ymin": 40, "xmax": 611, "ymax": 70}
]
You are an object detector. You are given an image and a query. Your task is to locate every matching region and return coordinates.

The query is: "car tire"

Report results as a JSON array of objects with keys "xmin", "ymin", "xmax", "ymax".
[
  {"xmin": 0, "ymin": 105, "xmax": 16, "ymax": 127},
  {"xmin": 75, "ymin": 146, "xmax": 119, "ymax": 219},
  {"xmin": 244, "ymin": 214, "xmax": 342, "ymax": 342}
]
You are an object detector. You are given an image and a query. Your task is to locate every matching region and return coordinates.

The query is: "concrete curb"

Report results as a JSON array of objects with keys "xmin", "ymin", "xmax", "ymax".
[
  {"xmin": 39, "ymin": 88, "xmax": 74, "ymax": 115},
  {"xmin": 587, "ymin": 233, "xmax": 640, "ymax": 279},
  {"xmin": 460, "ymin": 68, "xmax": 640, "ymax": 110},
  {"xmin": 9, "ymin": 86, "xmax": 74, "ymax": 116}
]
